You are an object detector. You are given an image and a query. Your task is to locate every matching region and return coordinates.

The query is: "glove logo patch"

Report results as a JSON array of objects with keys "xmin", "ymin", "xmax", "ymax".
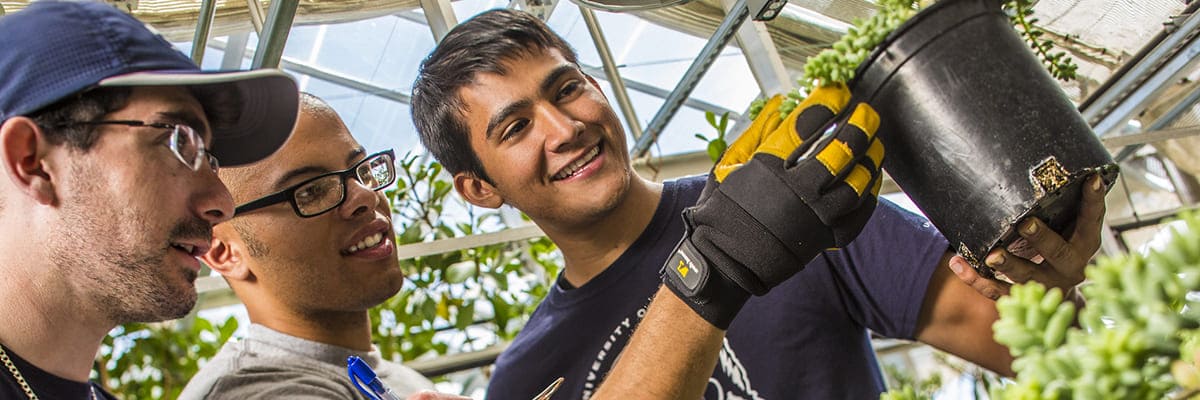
[{"xmin": 668, "ymin": 244, "xmax": 706, "ymax": 293}]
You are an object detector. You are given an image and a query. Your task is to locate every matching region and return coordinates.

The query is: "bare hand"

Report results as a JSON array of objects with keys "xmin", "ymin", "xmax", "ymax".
[{"xmin": 949, "ymin": 174, "xmax": 1107, "ymax": 300}]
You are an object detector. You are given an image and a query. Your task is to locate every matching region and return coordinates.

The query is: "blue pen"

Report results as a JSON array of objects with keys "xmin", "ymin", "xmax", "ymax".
[{"xmin": 348, "ymin": 356, "xmax": 403, "ymax": 400}]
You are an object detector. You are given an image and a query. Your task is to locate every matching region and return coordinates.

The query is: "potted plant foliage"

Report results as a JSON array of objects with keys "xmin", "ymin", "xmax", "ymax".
[{"xmin": 883, "ymin": 213, "xmax": 1200, "ymax": 399}]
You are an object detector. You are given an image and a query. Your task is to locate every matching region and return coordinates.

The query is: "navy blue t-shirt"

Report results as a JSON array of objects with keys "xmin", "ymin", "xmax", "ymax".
[{"xmin": 487, "ymin": 175, "xmax": 949, "ymax": 399}]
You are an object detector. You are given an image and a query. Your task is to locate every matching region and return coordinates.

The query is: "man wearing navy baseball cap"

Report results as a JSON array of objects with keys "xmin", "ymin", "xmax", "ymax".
[{"xmin": 0, "ymin": 2, "xmax": 300, "ymax": 399}]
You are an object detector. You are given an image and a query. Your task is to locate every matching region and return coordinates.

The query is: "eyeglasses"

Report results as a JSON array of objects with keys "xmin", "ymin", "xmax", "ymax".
[
  {"xmin": 55, "ymin": 120, "xmax": 218, "ymax": 173},
  {"xmin": 235, "ymin": 149, "xmax": 397, "ymax": 218}
]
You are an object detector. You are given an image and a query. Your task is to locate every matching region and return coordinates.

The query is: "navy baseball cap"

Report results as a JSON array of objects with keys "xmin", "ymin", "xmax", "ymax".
[{"xmin": 0, "ymin": 1, "xmax": 299, "ymax": 166}]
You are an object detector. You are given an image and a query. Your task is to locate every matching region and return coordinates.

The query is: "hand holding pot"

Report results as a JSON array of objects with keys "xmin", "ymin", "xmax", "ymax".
[
  {"xmin": 662, "ymin": 84, "xmax": 885, "ymax": 329},
  {"xmin": 948, "ymin": 174, "xmax": 1108, "ymax": 301}
]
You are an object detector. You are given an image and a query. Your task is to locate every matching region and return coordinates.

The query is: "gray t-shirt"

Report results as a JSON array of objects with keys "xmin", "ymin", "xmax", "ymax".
[{"xmin": 180, "ymin": 324, "xmax": 434, "ymax": 399}]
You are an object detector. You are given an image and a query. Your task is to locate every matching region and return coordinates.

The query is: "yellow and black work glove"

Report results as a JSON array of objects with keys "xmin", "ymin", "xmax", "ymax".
[{"xmin": 662, "ymin": 84, "xmax": 885, "ymax": 329}]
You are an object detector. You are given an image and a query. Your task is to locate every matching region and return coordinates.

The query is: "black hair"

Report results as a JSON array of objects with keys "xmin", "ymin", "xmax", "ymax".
[
  {"xmin": 411, "ymin": 9, "xmax": 579, "ymax": 183},
  {"xmin": 29, "ymin": 87, "xmax": 133, "ymax": 150}
]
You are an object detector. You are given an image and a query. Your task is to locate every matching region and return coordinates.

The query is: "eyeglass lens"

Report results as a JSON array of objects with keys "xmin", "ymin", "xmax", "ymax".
[
  {"xmin": 167, "ymin": 125, "xmax": 216, "ymax": 173},
  {"xmin": 294, "ymin": 152, "xmax": 395, "ymax": 216},
  {"xmin": 358, "ymin": 155, "xmax": 393, "ymax": 189}
]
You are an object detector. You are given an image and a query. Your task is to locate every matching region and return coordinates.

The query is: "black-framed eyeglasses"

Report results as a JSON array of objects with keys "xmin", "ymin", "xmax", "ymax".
[
  {"xmin": 54, "ymin": 120, "xmax": 218, "ymax": 173},
  {"xmin": 235, "ymin": 149, "xmax": 397, "ymax": 218}
]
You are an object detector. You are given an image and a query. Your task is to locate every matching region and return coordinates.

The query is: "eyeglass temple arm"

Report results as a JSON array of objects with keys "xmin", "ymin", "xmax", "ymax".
[{"xmin": 233, "ymin": 190, "xmax": 292, "ymax": 216}]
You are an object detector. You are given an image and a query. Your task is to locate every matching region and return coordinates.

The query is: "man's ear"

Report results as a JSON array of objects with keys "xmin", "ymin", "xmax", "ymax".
[
  {"xmin": 0, "ymin": 117, "xmax": 58, "ymax": 205},
  {"xmin": 453, "ymin": 172, "xmax": 503, "ymax": 209},
  {"xmin": 203, "ymin": 235, "xmax": 253, "ymax": 282}
]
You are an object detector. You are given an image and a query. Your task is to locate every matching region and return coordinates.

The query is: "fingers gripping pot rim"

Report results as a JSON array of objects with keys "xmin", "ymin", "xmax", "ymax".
[{"xmin": 662, "ymin": 84, "xmax": 886, "ymax": 329}]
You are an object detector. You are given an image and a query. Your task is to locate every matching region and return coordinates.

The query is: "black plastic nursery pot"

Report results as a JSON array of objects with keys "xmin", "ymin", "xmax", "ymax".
[{"xmin": 849, "ymin": 0, "xmax": 1118, "ymax": 277}]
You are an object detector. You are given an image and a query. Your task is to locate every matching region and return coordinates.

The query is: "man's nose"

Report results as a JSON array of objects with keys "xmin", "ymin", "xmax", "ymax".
[
  {"xmin": 541, "ymin": 107, "xmax": 586, "ymax": 153},
  {"xmin": 195, "ymin": 169, "xmax": 234, "ymax": 225}
]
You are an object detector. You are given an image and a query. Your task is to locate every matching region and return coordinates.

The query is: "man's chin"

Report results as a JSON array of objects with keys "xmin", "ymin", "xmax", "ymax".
[
  {"xmin": 121, "ymin": 293, "xmax": 197, "ymax": 323},
  {"xmin": 151, "ymin": 275, "xmax": 199, "ymax": 321},
  {"xmin": 160, "ymin": 289, "xmax": 198, "ymax": 321},
  {"xmin": 362, "ymin": 276, "xmax": 405, "ymax": 308}
]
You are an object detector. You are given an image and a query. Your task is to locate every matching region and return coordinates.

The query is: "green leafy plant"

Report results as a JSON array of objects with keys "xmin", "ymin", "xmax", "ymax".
[
  {"xmin": 880, "ymin": 363, "xmax": 942, "ymax": 400},
  {"xmin": 694, "ymin": 111, "xmax": 731, "ymax": 163},
  {"xmin": 93, "ymin": 316, "xmax": 239, "ymax": 398},
  {"xmin": 880, "ymin": 212, "xmax": 1200, "ymax": 400},
  {"xmin": 1005, "ymin": 0, "xmax": 1078, "ymax": 81}
]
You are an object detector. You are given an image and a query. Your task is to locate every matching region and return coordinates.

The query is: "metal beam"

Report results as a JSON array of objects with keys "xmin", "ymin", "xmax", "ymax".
[
  {"xmin": 578, "ymin": 65, "xmax": 740, "ymax": 119},
  {"xmin": 509, "ymin": 0, "xmax": 559, "ymax": 21},
  {"xmin": 190, "ymin": 0, "xmax": 219, "ymax": 64},
  {"xmin": 220, "ymin": 32, "xmax": 251, "ymax": 70},
  {"xmin": 207, "ymin": 38, "xmax": 413, "ymax": 104},
  {"xmin": 1108, "ymin": 206, "xmax": 1199, "ymax": 232},
  {"xmin": 246, "ymin": 0, "xmax": 266, "ymax": 35},
  {"xmin": 407, "ymin": 343, "xmax": 509, "ymax": 377},
  {"xmin": 1081, "ymin": 7, "xmax": 1200, "ymax": 138},
  {"xmin": 251, "ymin": 0, "xmax": 299, "ymax": 69},
  {"xmin": 1165, "ymin": 159, "xmax": 1200, "ymax": 205},
  {"xmin": 721, "ymin": 0, "xmax": 793, "ymax": 96},
  {"xmin": 1100, "ymin": 125, "xmax": 1200, "ymax": 148},
  {"xmin": 395, "ymin": 225, "xmax": 544, "ymax": 259},
  {"xmin": 280, "ymin": 58, "xmax": 414, "ymax": 104},
  {"xmin": 396, "ymin": 13, "xmax": 739, "ymax": 120},
  {"xmin": 631, "ymin": 0, "xmax": 751, "ymax": 157},
  {"xmin": 1113, "ymin": 83, "xmax": 1200, "ymax": 161},
  {"xmin": 579, "ymin": 6, "xmax": 644, "ymax": 139},
  {"xmin": 419, "ymin": 0, "xmax": 458, "ymax": 42}
]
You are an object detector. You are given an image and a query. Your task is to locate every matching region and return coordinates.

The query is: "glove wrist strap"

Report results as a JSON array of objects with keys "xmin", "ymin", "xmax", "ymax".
[{"xmin": 662, "ymin": 226, "xmax": 751, "ymax": 330}]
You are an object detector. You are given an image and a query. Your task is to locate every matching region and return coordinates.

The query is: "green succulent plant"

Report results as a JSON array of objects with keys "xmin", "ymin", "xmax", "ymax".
[{"xmin": 881, "ymin": 212, "xmax": 1200, "ymax": 400}]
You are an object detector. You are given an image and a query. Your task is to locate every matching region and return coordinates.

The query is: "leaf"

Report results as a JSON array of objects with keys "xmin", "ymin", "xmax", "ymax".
[
  {"xmin": 399, "ymin": 223, "xmax": 422, "ymax": 244},
  {"xmin": 192, "ymin": 318, "xmax": 213, "ymax": 334},
  {"xmin": 706, "ymin": 139, "xmax": 726, "ymax": 163},
  {"xmin": 455, "ymin": 303, "xmax": 476, "ymax": 330},
  {"xmin": 490, "ymin": 296, "xmax": 512, "ymax": 332},
  {"xmin": 432, "ymin": 180, "xmax": 452, "ymax": 200},
  {"xmin": 218, "ymin": 316, "xmax": 239, "ymax": 343},
  {"xmin": 436, "ymin": 295, "xmax": 450, "ymax": 320},
  {"xmin": 437, "ymin": 224, "xmax": 456, "ymax": 239},
  {"xmin": 445, "ymin": 262, "xmax": 474, "ymax": 284},
  {"xmin": 705, "ymin": 111, "xmax": 717, "ymax": 129},
  {"xmin": 429, "ymin": 162, "xmax": 443, "ymax": 179},
  {"xmin": 420, "ymin": 297, "xmax": 437, "ymax": 321}
]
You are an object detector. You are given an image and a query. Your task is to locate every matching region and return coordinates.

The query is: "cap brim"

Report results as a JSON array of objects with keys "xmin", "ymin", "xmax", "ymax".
[{"xmin": 99, "ymin": 69, "xmax": 299, "ymax": 167}]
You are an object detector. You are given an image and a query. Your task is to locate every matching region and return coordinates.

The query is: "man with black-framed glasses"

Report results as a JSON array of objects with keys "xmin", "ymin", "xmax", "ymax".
[
  {"xmin": 180, "ymin": 94, "xmax": 449, "ymax": 400},
  {"xmin": 0, "ymin": 2, "xmax": 299, "ymax": 399}
]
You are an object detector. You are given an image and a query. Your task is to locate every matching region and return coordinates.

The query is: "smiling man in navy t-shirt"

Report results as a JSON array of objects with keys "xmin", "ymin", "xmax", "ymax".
[{"xmin": 411, "ymin": 9, "xmax": 1108, "ymax": 399}]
